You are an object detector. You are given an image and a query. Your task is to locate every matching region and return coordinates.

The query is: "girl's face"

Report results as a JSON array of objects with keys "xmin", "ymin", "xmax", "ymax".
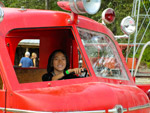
[{"xmin": 53, "ymin": 52, "xmax": 67, "ymax": 72}]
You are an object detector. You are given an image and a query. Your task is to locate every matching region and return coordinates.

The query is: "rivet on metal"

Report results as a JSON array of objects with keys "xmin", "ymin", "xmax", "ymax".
[{"xmin": 48, "ymin": 83, "xmax": 51, "ymax": 86}]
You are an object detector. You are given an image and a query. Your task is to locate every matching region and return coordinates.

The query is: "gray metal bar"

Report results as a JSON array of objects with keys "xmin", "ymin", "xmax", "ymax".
[
  {"xmin": 129, "ymin": 103, "xmax": 150, "ymax": 111},
  {"xmin": 134, "ymin": 41, "xmax": 150, "ymax": 76}
]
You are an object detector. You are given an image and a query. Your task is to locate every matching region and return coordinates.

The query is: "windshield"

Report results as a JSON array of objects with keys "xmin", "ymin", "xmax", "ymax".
[{"xmin": 78, "ymin": 28, "xmax": 128, "ymax": 80}]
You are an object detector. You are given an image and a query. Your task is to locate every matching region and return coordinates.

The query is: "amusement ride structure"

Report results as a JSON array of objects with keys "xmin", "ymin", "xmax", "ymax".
[{"xmin": 128, "ymin": 0, "xmax": 150, "ymax": 76}]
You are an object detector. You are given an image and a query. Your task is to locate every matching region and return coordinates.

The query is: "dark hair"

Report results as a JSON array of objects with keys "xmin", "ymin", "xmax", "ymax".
[{"xmin": 47, "ymin": 50, "xmax": 70, "ymax": 73}]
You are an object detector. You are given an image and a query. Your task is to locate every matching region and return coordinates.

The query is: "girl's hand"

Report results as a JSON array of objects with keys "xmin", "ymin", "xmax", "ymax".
[{"xmin": 68, "ymin": 68, "xmax": 84, "ymax": 74}]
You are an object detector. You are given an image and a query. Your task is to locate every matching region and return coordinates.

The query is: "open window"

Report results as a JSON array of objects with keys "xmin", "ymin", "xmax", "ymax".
[
  {"xmin": 14, "ymin": 39, "xmax": 40, "ymax": 68},
  {"xmin": 6, "ymin": 27, "xmax": 88, "ymax": 83}
]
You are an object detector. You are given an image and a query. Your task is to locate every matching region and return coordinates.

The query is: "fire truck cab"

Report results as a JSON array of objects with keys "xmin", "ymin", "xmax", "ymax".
[{"xmin": 0, "ymin": 0, "xmax": 149, "ymax": 113}]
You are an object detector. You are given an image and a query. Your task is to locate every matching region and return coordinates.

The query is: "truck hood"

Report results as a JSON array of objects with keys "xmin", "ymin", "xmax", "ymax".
[{"xmin": 10, "ymin": 82, "xmax": 148, "ymax": 112}]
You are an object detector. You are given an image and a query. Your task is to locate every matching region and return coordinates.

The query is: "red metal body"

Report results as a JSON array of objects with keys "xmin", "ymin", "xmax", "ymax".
[{"xmin": 0, "ymin": 7, "xmax": 149, "ymax": 113}]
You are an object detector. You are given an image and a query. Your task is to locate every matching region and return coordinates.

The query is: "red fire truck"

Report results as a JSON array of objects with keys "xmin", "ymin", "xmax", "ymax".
[{"xmin": 0, "ymin": 0, "xmax": 149, "ymax": 113}]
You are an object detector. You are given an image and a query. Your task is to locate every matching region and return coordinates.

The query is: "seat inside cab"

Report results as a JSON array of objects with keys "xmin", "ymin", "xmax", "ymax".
[{"xmin": 5, "ymin": 27, "xmax": 86, "ymax": 83}]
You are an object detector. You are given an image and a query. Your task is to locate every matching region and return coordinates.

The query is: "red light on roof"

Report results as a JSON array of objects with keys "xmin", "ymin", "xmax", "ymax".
[
  {"xmin": 57, "ymin": 1, "xmax": 71, "ymax": 11},
  {"xmin": 102, "ymin": 8, "xmax": 115, "ymax": 24}
]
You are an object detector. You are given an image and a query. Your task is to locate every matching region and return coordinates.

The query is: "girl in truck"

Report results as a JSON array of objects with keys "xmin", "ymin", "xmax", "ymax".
[{"xmin": 42, "ymin": 49, "xmax": 84, "ymax": 81}]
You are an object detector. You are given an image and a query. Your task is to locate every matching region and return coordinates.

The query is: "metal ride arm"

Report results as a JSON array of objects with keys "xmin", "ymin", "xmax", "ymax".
[{"xmin": 134, "ymin": 41, "xmax": 150, "ymax": 77}]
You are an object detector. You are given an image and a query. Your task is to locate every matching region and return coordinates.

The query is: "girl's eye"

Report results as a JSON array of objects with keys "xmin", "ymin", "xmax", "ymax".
[{"xmin": 62, "ymin": 58, "xmax": 66, "ymax": 61}]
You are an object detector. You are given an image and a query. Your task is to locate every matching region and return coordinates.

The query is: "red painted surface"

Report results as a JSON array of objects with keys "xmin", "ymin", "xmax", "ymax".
[
  {"xmin": 0, "ymin": 7, "xmax": 149, "ymax": 113},
  {"xmin": 127, "ymin": 58, "xmax": 137, "ymax": 69}
]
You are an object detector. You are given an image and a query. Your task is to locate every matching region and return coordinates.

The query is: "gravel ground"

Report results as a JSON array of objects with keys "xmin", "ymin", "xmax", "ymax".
[
  {"xmin": 133, "ymin": 68, "xmax": 150, "ymax": 84},
  {"xmin": 135, "ymin": 77, "xmax": 150, "ymax": 84}
]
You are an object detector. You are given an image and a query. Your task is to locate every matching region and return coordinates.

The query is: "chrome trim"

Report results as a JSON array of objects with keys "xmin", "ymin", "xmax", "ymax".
[
  {"xmin": 108, "ymin": 105, "xmax": 127, "ymax": 113},
  {"xmin": 0, "ymin": 103, "xmax": 149, "ymax": 113},
  {"xmin": 0, "ymin": 107, "xmax": 5, "ymax": 111},
  {"xmin": 0, "ymin": 107, "xmax": 106, "ymax": 113},
  {"xmin": 108, "ymin": 108, "xmax": 127, "ymax": 113},
  {"xmin": 129, "ymin": 103, "xmax": 150, "ymax": 111}
]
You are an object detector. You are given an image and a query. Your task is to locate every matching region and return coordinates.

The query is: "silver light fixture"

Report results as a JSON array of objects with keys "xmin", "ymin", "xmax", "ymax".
[
  {"xmin": 58, "ymin": 0, "xmax": 101, "ymax": 15},
  {"xmin": 121, "ymin": 16, "xmax": 136, "ymax": 35}
]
